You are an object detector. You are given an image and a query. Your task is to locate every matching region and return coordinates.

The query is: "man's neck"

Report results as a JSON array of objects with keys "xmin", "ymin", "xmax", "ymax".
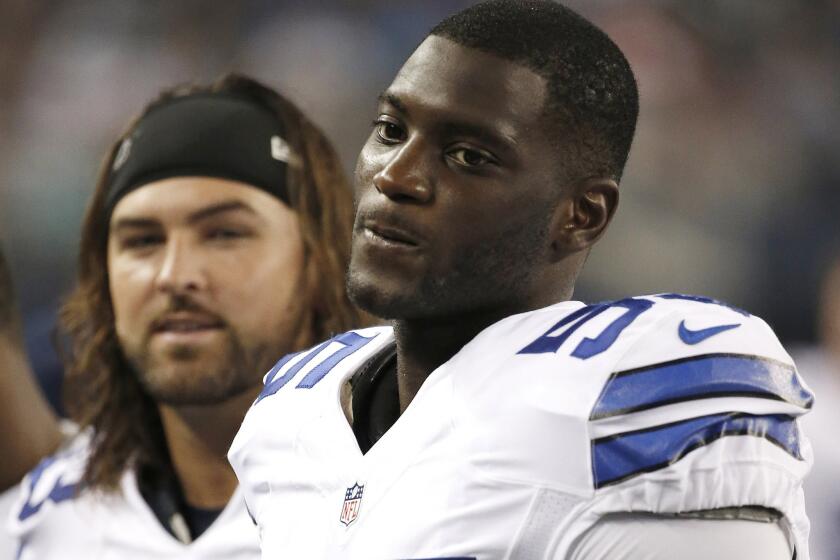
[
  {"xmin": 391, "ymin": 308, "xmax": 523, "ymax": 413},
  {"xmin": 391, "ymin": 284, "xmax": 576, "ymax": 413},
  {"xmin": 157, "ymin": 386, "xmax": 259, "ymax": 509}
]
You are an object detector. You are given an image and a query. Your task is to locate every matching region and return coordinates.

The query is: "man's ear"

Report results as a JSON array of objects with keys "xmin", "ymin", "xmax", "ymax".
[{"xmin": 549, "ymin": 177, "xmax": 619, "ymax": 259}]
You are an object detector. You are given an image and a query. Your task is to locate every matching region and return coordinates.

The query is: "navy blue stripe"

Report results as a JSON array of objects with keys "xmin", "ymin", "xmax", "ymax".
[
  {"xmin": 591, "ymin": 412, "xmax": 801, "ymax": 488},
  {"xmin": 590, "ymin": 353, "xmax": 813, "ymax": 420},
  {"xmin": 254, "ymin": 345, "xmax": 324, "ymax": 404},
  {"xmin": 296, "ymin": 331, "xmax": 374, "ymax": 388},
  {"xmin": 18, "ymin": 456, "xmax": 79, "ymax": 521}
]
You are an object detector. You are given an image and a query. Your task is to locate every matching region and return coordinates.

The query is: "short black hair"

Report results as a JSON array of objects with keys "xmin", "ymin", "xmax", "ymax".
[{"xmin": 431, "ymin": 0, "xmax": 639, "ymax": 183}]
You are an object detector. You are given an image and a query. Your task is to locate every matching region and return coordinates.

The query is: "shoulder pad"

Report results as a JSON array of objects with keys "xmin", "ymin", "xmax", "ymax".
[
  {"xmin": 586, "ymin": 294, "xmax": 812, "ymax": 489},
  {"xmin": 255, "ymin": 326, "xmax": 394, "ymax": 403},
  {"xmin": 10, "ymin": 431, "xmax": 90, "ymax": 533}
]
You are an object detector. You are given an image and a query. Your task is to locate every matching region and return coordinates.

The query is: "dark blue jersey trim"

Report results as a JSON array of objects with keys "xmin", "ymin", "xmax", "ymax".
[
  {"xmin": 590, "ymin": 353, "xmax": 812, "ymax": 420},
  {"xmin": 591, "ymin": 412, "xmax": 801, "ymax": 488}
]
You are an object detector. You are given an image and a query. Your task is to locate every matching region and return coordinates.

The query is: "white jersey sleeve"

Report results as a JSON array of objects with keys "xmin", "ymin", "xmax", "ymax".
[
  {"xmin": 550, "ymin": 294, "xmax": 813, "ymax": 559},
  {"xmin": 0, "ymin": 483, "xmax": 21, "ymax": 559},
  {"xmin": 568, "ymin": 513, "xmax": 793, "ymax": 560},
  {"xmin": 6, "ymin": 431, "xmax": 94, "ymax": 558}
]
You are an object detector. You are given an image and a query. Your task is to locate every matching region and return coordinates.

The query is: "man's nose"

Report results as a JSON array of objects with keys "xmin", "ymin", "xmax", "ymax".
[
  {"xmin": 154, "ymin": 237, "xmax": 207, "ymax": 295},
  {"xmin": 372, "ymin": 138, "xmax": 434, "ymax": 203}
]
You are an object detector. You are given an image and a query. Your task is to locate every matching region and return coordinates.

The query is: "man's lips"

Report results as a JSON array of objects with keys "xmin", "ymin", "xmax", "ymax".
[
  {"xmin": 362, "ymin": 219, "xmax": 423, "ymax": 248},
  {"xmin": 151, "ymin": 313, "xmax": 225, "ymax": 334}
]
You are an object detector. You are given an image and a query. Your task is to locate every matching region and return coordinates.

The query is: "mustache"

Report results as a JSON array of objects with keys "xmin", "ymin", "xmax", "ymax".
[{"xmin": 148, "ymin": 294, "xmax": 227, "ymax": 333}]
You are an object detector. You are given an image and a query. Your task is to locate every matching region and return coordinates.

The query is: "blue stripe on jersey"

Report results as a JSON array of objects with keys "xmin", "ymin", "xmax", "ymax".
[
  {"xmin": 590, "ymin": 353, "xmax": 813, "ymax": 420},
  {"xmin": 255, "ymin": 345, "xmax": 325, "ymax": 404},
  {"xmin": 654, "ymin": 293, "xmax": 751, "ymax": 316},
  {"xmin": 18, "ymin": 455, "xmax": 79, "ymax": 521},
  {"xmin": 591, "ymin": 412, "xmax": 801, "ymax": 488}
]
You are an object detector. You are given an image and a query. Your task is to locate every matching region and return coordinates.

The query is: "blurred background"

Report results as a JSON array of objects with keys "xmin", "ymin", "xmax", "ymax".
[{"xmin": 0, "ymin": 0, "xmax": 837, "ymax": 556}]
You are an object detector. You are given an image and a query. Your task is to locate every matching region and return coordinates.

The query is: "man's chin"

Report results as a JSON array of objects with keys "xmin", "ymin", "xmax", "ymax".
[
  {"xmin": 347, "ymin": 272, "xmax": 408, "ymax": 320},
  {"xmin": 139, "ymin": 365, "xmax": 253, "ymax": 406},
  {"xmin": 149, "ymin": 337, "xmax": 222, "ymax": 362},
  {"xmin": 136, "ymin": 351, "xmax": 249, "ymax": 406},
  {"xmin": 127, "ymin": 333, "xmax": 279, "ymax": 407},
  {"xmin": 347, "ymin": 274, "xmax": 452, "ymax": 321}
]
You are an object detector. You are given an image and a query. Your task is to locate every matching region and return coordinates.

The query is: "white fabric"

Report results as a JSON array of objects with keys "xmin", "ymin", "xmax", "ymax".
[
  {"xmin": 229, "ymin": 295, "xmax": 813, "ymax": 560},
  {"xmin": 568, "ymin": 513, "xmax": 792, "ymax": 560},
  {"xmin": 7, "ymin": 431, "xmax": 259, "ymax": 559},
  {"xmin": 0, "ymin": 484, "xmax": 19, "ymax": 559}
]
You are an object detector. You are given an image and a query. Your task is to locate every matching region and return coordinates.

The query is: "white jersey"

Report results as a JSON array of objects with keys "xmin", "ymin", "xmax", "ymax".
[
  {"xmin": 7, "ymin": 431, "xmax": 259, "ymax": 559},
  {"xmin": 229, "ymin": 294, "xmax": 814, "ymax": 559},
  {"xmin": 0, "ymin": 485, "xmax": 18, "ymax": 559}
]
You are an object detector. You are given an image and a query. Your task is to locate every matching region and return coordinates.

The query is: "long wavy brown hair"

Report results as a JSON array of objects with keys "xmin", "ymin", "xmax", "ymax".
[{"xmin": 61, "ymin": 74, "xmax": 369, "ymax": 491}]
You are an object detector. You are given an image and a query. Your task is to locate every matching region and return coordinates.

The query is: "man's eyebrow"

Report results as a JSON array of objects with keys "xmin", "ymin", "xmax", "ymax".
[
  {"xmin": 186, "ymin": 200, "xmax": 257, "ymax": 224},
  {"xmin": 110, "ymin": 217, "xmax": 159, "ymax": 232},
  {"xmin": 377, "ymin": 92, "xmax": 518, "ymax": 148},
  {"xmin": 439, "ymin": 122, "xmax": 519, "ymax": 147},
  {"xmin": 110, "ymin": 200, "xmax": 258, "ymax": 232},
  {"xmin": 377, "ymin": 92, "xmax": 409, "ymax": 115}
]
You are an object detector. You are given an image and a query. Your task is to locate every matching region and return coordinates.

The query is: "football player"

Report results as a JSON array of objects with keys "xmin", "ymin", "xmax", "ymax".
[
  {"xmin": 7, "ymin": 74, "xmax": 367, "ymax": 558},
  {"xmin": 229, "ymin": 2, "xmax": 813, "ymax": 559}
]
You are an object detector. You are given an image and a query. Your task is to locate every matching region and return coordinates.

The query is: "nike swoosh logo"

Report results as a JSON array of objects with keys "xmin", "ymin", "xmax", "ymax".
[{"xmin": 678, "ymin": 320, "xmax": 741, "ymax": 345}]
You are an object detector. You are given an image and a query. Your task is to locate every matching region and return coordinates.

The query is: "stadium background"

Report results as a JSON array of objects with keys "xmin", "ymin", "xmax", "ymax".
[{"xmin": 0, "ymin": 0, "xmax": 837, "ymax": 557}]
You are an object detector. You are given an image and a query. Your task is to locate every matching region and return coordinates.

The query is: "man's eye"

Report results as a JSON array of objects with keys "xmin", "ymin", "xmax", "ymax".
[
  {"xmin": 447, "ymin": 147, "xmax": 496, "ymax": 167},
  {"xmin": 122, "ymin": 234, "xmax": 163, "ymax": 249},
  {"xmin": 207, "ymin": 228, "xmax": 246, "ymax": 241},
  {"xmin": 373, "ymin": 119, "xmax": 406, "ymax": 144}
]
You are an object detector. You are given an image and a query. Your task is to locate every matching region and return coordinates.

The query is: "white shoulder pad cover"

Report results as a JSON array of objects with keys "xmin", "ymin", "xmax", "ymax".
[
  {"xmin": 8, "ymin": 430, "xmax": 90, "ymax": 537},
  {"xmin": 229, "ymin": 326, "xmax": 395, "ymax": 524},
  {"xmin": 558, "ymin": 294, "xmax": 813, "ymax": 559}
]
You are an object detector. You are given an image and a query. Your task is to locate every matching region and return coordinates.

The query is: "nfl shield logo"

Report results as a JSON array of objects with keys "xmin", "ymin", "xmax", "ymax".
[{"xmin": 340, "ymin": 483, "xmax": 364, "ymax": 526}]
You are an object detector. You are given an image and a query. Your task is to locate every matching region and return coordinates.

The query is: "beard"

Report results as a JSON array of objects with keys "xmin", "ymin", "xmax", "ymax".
[{"xmin": 122, "ymin": 324, "xmax": 286, "ymax": 407}]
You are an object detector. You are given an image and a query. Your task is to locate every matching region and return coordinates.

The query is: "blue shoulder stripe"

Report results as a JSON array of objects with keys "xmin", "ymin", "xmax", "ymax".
[
  {"xmin": 590, "ymin": 353, "xmax": 813, "ymax": 420},
  {"xmin": 256, "ymin": 331, "xmax": 378, "ymax": 403},
  {"xmin": 591, "ymin": 412, "xmax": 801, "ymax": 488},
  {"xmin": 18, "ymin": 455, "xmax": 79, "ymax": 521}
]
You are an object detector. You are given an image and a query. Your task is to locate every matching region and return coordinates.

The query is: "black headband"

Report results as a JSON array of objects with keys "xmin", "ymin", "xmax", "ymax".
[{"xmin": 104, "ymin": 92, "xmax": 294, "ymax": 219}]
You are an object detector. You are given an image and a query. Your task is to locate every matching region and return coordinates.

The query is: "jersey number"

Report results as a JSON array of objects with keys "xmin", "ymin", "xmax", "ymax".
[
  {"xmin": 518, "ymin": 294, "xmax": 747, "ymax": 359},
  {"xmin": 256, "ymin": 331, "xmax": 375, "ymax": 403},
  {"xmin": 518, "ymin": 297, "xmax": 654, "ymax": 359}
]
